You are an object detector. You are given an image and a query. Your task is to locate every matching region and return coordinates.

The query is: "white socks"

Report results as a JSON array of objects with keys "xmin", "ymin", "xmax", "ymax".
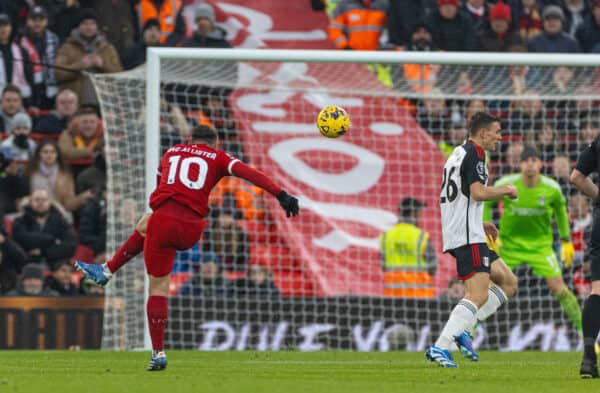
[
  {"xmin": 436, "ymin": 299, "xmax": 478, "ymax": 349},
  {"xmin": 468, "ymin": 285, "xmax": 508, "ymax": 336}
]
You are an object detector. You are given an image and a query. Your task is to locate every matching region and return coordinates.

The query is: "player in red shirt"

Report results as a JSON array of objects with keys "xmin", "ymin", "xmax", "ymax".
[{"xmin": 76, "ymin": 125, "xmax": 299, "ymax": 370}]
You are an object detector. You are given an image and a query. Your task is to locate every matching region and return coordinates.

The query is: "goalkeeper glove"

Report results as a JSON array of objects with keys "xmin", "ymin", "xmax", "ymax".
[
  {"xmin": 560, "ymin": 240, "xmax": 575, "ymax": 268},
  {"xmin": 486, "ymin": 234, "xmax": 500, "ymax": 254},
  {"xmin": 277, "ymin": 191, "xmax": 299, "ymax": 217}
]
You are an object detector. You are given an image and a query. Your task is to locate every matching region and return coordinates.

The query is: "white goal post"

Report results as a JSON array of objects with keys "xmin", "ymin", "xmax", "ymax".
[{"xmin": 92, "ymin": 48, "xmax": 600, "ymax": 351}]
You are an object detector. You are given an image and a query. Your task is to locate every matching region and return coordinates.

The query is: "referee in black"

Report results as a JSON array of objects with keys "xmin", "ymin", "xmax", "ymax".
[{"xmin": 571, "ymin": 135, "xmax": 600, "ymax": 378}]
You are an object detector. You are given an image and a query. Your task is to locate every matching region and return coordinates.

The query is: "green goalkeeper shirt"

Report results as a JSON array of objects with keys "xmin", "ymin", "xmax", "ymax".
[{"xmin": 483, "ymin": 173, "xmax": 570, "ymax": 255}]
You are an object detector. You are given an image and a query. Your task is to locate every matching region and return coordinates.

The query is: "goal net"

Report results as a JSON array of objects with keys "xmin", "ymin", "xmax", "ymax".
[{"xmin": 93, "ymin": 50, "xmax": 599, "ymax": 351}]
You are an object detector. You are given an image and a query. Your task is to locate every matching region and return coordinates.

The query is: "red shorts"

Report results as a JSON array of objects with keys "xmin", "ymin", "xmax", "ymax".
[{"xmin": 144, "ymin": 200, "xmax": 207, "ymax": 277}]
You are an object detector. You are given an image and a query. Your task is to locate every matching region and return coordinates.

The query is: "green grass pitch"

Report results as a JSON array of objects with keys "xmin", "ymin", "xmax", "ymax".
[{"xmin": 0, "ymin": 351, "xmax": 595, "ymax": 393}]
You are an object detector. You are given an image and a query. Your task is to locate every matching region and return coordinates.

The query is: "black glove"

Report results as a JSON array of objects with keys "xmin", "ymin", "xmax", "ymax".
[{"xmin": 277, "ymin": 191, "xmax": 299, "ymax": 217}]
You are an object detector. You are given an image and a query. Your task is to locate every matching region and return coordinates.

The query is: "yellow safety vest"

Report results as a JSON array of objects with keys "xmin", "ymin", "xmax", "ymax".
[{"xmin": 380, "ymin": 223, "xmax": 434, "ymax": 298}]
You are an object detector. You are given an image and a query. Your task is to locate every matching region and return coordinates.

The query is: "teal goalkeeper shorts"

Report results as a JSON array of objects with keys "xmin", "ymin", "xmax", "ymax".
[{"xmin": 499, "ymin": 247, "xmax": 562, "ymax": 278}]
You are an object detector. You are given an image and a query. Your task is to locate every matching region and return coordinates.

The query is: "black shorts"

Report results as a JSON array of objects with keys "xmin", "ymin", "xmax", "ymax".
[
  {"xmin": 448, "ymin": 243, "xmax": 500, "ymax": 280},
  {"xmin": 588, "ymin": 208, "xmax": 600, "ymax": 281}
]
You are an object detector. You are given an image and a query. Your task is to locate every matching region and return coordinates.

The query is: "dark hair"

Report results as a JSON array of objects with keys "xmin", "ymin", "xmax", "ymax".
[
  {"xmin": 76, "ymin": 105, "xmax": 99, "ymax": 117},
  {"xmin": 2, "ymin": 84, "xmax": 21, "ymax": 97},
  {"xmin": 26, "ymin": 139, "xmax": 68, "ymax": 176},
  {"xmin": 468, "ymin": 112, "xmax": 500, "ymax": 137},
  {"xmin": 191, "ymin": 124, "xmax": 218, "ymax": 145},
  {"xmin": 51, "ymin": 259, "xmax": 73, "ymax": 272}
]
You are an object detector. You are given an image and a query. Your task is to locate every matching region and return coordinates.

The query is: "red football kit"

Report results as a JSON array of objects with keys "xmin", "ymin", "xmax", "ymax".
[{"xmin": 144, "ymin": 143, "xmax": 282, "ymax": 276}]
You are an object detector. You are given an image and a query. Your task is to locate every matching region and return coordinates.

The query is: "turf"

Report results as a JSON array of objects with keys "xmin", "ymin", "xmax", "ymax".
[{"xmin": 0, "ymin": 351, "xmax": 595, "ymax": 393}]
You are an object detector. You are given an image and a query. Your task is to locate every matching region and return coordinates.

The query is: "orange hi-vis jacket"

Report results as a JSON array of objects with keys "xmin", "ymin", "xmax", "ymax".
[
  {"xmin": 210, "ymin": 176, "xmax": 266, "ymax": 221},
  {"xmin": 139, "ymin": 0, "xmax": 182, "ymax": 43},
  {"xmin": 380, "ymin": 223, "xmax": 434, "ymax": 298},
  {"xmin": 328, "ymin": 0, "xmax": 388, "ymax": 50}
]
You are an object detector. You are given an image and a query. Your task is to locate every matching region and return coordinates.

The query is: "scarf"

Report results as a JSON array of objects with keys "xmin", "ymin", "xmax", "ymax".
[
  {"xmin": 0, "ymin": 43, "xmax": 31, "ymax": 98},
  {"xmin": 20, "ymin": 30, "xmax": 59, "ymax": 99}
]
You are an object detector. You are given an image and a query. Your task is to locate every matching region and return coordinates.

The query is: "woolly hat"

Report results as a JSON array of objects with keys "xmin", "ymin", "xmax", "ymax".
[
  {"xmin": 489, "ymin": 1, "xmax": 511, "ymax": 23},
  {"xmin": 195, "ymin": 3, "xmax": 215, "ymax": 23},
  {"xmin": 11, "ymin": 112, "xmax": 32, "ymax": 131}
]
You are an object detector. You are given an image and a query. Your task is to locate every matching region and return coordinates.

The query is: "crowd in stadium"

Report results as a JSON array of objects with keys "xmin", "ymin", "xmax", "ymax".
[{"xmin": 0, "ymin": 0, "xmax": 598, "ymax": 299}]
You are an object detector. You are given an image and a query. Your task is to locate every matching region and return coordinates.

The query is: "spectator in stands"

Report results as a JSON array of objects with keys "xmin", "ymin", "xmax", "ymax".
[
  {"xmin": 45, "ymin": 259, "xmax": 78, "ymax": 296},
  {"xmin": 495, "ymin": 141, "xmax": 524, "ymax": 179},
  {"xmin": 27, "ymin": 140, "xmax": 94, "ymax": 214},
  {"xmin": 536, "ymin": 122, "xmax": 558, "ymax": 163},
  {"xmin": 564, "ymin": 0, "xmax": 589, "ymax": 37},
  {"xmin": 34, "ymin": 89, "xmax": 79, "ymax": 135},
  {"xmin": 328, "ymin": 0, "xmax": 388, "ymax": 50},
  {"xmin": 172, "ymin": 243, "xmax": 202, "ymax": 273},
  {"xmin": 464, "ymin": 99, "xmax": 487, "ymax": 121},
  {"xmin": 204, "ymin": 207, "xmax": 249, "ymax": 272},
  {"xmin": 182, "ymin": 4, "xmax": 232, "ymax": 49},
  {"xmin": 517, "ymin": 0, "xmax": 543, "ymax": 41},
  {"xmin": 212, "ymin": 178, "xmax": 266, "ymax": 221},
  {"xmin": 232, "ymin": 264, "xmax": 281, "ymax": 298},
  {"xmin": 380, "ymin": 197, "xmax": 437, "ymax": 298},
  {"xmin": 0, "ymin": 216, "xmax": 27, "ymax": 293},
  {"xmin": 0, "ymin": 151, "xmax": 29, "ymax": 215},
  {"xmin": 0, "ymin": 14, "xmax": 35, "ymax": 107},
  {"xmin": 509, "ymin": 89, "xmax": 544, "ymax": 136},
  {"xmin": 76, "ymin": 149, "xmax": 106, "ymax": 193},
  {"xmin": 19, "ymin": 6, "xmax": 59, "ymax": 110},
  {"xmin": 576, "ymin": 0, "xmax": 600, "ymax": 53},
  {"xmin": 6, "ymin": 263, "xmax": 58, "ymax": 296},
  {"xmin": 439, "ymin": 119, "xmax": 467, "ymax": 157},
  {"xmin": 551, "ymin": 66, "xmax": 577, "ymax": 94},
  {"xmin": 138, "ymin": 0, "xmax": 185, "ymax": 45},
  {"xmin": 415, "ymin": 88, "xmax": 450, "ymax": 140},
  {"xmin": 424, "ymin": 0, "xmax": 478, "ymax": 51},
  {"xmin": 441, "ymin": 278, "xmax": 465, "ymax": 301},
  {"xmin": 1, "ymin": 112, "xmax": 35, "ymax": 161},
  {"xmin": 0, "ymin": 85, "xmax": 24, "ymax": 133},
  {"xmin": 552, "ymin": 154, "xmax": 573, "ymax": 196},
  {"xmin": 12, "ymin": 189, "xmax": 77, "ymax": 267},
  {"xmin": 122, "ymin": 19, "xmax": 161, "ymax": 70},
  {"xmin": 528, "ymin": 5, "xmax": 580, "ymax": 53},
  {"xmin": 157, "ymin": 98, "xmax": 190, "ymax": 153},
  {"xmin": 480, "ymin": 1, "xmax": 524, "ymax": 52},
  {"xmin": 462, "ymin": 0, "xmax": 488, "ymax": 34},
  {"xmin": 78, "ymin": 188, "xmax": 106, "ymax": 263},
  {"xmin": 58, "ymin": 106, "xmax": 103, "ymax": 161},
  {"xmin": 81, "ymin": 0, "xmax": 138, "ymax": 57},
  {"xmin": 54, "ymin": 9, "xmax": 122, "ymax": 105},
  {"xmin": 386, "ymin": 0, "xmax": 435, "ymax": 47},
  {"xmin": 177, "ymin": 252, "xmax": 229, "ymax": 297},
  {"xmin": 48, "ymin": 0, "xmax": 81, "ymax": 42}
]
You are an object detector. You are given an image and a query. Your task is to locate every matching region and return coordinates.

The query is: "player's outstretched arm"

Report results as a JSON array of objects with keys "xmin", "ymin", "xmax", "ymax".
[
  {"xmin": 231, "ymin": 161, "xmax": 299, "ymax": 217},
  {"xmin": 570, "ymin": 169, "xmax": 599, "ymax": 200},
  {"xmin": 470, "ymin": 182, "xmax": 517, "ymax": 202}
]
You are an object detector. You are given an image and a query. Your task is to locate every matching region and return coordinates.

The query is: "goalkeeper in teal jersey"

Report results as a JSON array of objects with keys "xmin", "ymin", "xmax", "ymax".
[{"xmin": 483, "ymin": 146, "xmax": 582, "ymax": 333}]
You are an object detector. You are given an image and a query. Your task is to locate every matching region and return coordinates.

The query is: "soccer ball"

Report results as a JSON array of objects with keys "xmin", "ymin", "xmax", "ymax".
[{"xmin": 317, "ymin": 105, "xmax": 350, "ymax": 138}]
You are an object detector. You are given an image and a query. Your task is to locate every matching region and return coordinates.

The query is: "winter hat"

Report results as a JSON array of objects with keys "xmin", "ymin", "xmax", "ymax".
[
  {"xmin": 195, "ymin": 3, "xmax": 215, "ymax": 23},
  {"xmin": 542, "ymin": 5, "xmax": 565, "ymax": 21},
  {"xmin": 11, "ymin": 112, "xmax": 32, "ymax": 131},
  {"xmin": 489, "ymin": 1, "xmax": 511, "ymax": 23},
  {"xmin": 78, "ymin": 8, "xmax": 98, "ymax": 25},
  {"xmin": 437, "ymin": 0, "xmax": 459, "ymax": 6},
  {"xmin": 22, "ymin": 264, "xmax": 44, "ymax": 280}
]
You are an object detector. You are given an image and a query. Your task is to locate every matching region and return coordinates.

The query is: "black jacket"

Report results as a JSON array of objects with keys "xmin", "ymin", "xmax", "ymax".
[
  {"xmin": 0, "ymin": 219, "xmax": 27, "ymax": 293},
  {"xmin": 79, "ymin": 196, "xmax": 107, "ymax": 255},
  {"xmin": 45, "ymin": 275, "xmax": 79, "ymax": 296},
  {"xmin": 0, "ymin": 171, "xmax": 30, "ymax": 216},
  {"xmin": 121, "ymin": 42, "xmax": 148, "ymax": 70},
  {"xmin": 387, "ymin": 0, "xmax": 436, "ymax": 46},
  {"xmin": 12, "ymin": 206, "xmax": 77, "ymax": 264},
  {"xmin": 181, "ymin": 28, "xmax": 232, "ymax": 49},
  {"xmin": 231, "ymin": 279, "xmax": 281, "ymax": 298},
  {"xmin": 34, "ymin": 112, "xmax": 68, "ymax": 135},
  {"xmin": 178, "ymin": 275, "xmax": 230, "ymax": 298},
  {"xmin": 424, "ymin": 9, "xmax": 479, "ymax": 51},
  {"xmin": 576, "ymin": 15, "xmax": 600, "ymax": 53}
]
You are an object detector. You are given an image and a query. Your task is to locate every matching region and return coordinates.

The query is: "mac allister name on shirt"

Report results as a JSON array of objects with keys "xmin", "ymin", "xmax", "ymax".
[{"xmin": 167, "ymin": 145, "xmax": 217, "ymax": 160}]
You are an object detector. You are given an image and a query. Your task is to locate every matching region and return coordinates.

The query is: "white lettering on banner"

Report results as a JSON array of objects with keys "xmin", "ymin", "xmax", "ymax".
[
  {"xmin": 253, "ymin": 122, "xmax": 315, "ymax": 134},
  {"xmin": 198, "ymin": 321, "xmax": 236, "ymax": 351},
  {"xmin": 302, "ymin": 91, "xmax": 364, "ymax": 110},
  {"xmin": 194, "ymin": 321, "xmax": 578, "ymax": 351},
  {"xmin": 370, "ymin": 122, "xmax": 404, "ymax": 135},
  {"xmin": 237, "ymin": 91, "xmax": 295, "ymax": 117},
  {"xmin": 300, "ymin": 196, "xmax": 396, "ymax": 252},
  {"xmin": 353, "ymin": 321, "xmax": 384, "ymax": 351},
  {"xmin": 269, "ymin": 138, "xmax": 385, "ymax": 194},
  {"xmin": 269, "ymin": 63, "xmax": 318, "ymax": 85},
  {"xmin": 298, "ymin": 324, "xmax": 336, "ymax": 351},
  {"xmin": 218, "ymin": 3, "xmax": 327, "ymax": 46}
]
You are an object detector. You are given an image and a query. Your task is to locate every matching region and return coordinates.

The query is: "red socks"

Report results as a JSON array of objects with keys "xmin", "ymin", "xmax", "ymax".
[
  {"xmin": 147, "ymin": 295, "xmax": 168, "ymax": 351},
  {"xmin": 106, "ymin": 230, "xmax": 145, "ymax": 273}
]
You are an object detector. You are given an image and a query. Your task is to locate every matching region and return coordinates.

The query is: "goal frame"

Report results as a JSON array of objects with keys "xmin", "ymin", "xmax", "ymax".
[{"xmin": 142, "ymin": 48, "xmax": 600, "ymax": 350}]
